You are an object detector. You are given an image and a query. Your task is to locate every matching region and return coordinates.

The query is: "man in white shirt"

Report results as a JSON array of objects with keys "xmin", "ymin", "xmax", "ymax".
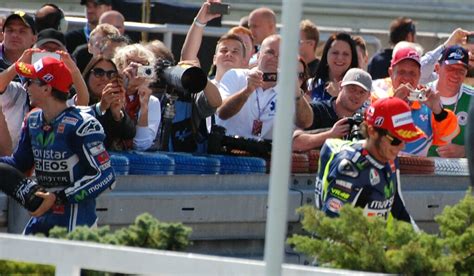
[{"xmin": 216, "ymin": 34, "xmax": 313, "ymax": 140}]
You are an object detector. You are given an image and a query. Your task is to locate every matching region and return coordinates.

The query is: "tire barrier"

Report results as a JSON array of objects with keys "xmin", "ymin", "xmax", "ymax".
[
  {"xmin": 109, "ymin": 153, "xmax": 130, "ymax": 176},
  {"xmin": 164, "ymin": 152, "xmax": 220, "ymax": 175},
  {"xmin": 121, "ymin": 151, "xmax": 175, "ymax": 175},
  {"xmin": 399, "ymin": 156, "xmax": 435, "ymax": 175}
]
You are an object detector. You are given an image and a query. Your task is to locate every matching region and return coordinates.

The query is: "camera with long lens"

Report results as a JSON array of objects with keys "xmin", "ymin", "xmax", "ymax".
[
  {"xmin": 208, "ymin": 125, "xmax": 272, "ymax": 158},
  {"xmin": 346, "ymin": 113, "xmax": 364, "ymax": 141},
  {"xmin": 151, "ymin": 59, "xmax": 208, "ymax": 97}
]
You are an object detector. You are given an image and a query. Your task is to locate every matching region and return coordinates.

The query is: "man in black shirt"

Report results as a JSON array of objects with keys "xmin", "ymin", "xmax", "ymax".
[
  {"xmin": 293, "ymin": 68, "xmax": 372, "ymax": 151},
  {"xmin": 65, "ymin": 0, "xmax": 112, "ymax": 54}
]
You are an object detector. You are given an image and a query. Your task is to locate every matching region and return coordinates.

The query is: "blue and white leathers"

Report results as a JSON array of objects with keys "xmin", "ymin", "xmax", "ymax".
[{"xmin": 0, "ymin": 106, "xmax": 116, "ymax": 235}]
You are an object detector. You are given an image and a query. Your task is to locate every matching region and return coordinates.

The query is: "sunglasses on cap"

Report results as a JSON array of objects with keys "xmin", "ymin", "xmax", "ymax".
[
  {"xmin": 91, "ymin": 68, "xmax": 118, "ymax": 80},
  {"xmin": 376, "ymin": 128, "xmax": 403, "ymax": 146}
]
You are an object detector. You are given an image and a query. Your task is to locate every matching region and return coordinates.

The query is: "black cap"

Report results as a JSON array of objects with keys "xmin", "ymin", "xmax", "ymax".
[
  {"xmin": 80, "ymin": 0, "xmax": 112, "ymax": 5},
  {"xmin": 35, "ymin": 28, "xmax": 67, "ymax": 49},
  {"xmin": 3, "ymin": 11, "xmax": 36, "ymax": 34}
]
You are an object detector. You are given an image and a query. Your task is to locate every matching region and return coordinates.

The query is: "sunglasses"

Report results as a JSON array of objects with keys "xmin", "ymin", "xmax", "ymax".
[
  {"xmin": 384, "ymin": 132, "xmax": 403, "ymax": 146},
  {"xmin": 91, "ymin": 68, "xmax": 118, "ymax": 80},
  {"xmin": 25, "ymin": 78, "xmax": 45, "ymax": 87}
]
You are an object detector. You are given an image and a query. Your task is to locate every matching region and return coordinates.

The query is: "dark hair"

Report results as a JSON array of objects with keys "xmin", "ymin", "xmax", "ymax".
[
  {"xmin": 389, "ymin": 17, "xmax": 416, "ymax": 45},
  {"xmin": 35, "ymin": 3, "xmax": 65, "ymax": 33},
  {"xmin": 313, "ymin": 32, "xmax": 358, "ymax": 85},
  {"xmin": 51, "ymin": 88, "xmax": 69, "ymax": 101},
  {"xmin": 217, "ymin": 33, "xmax": 246, "ymax": 58},
  {"xmin": 82, "ymin": 55, "xmax": 118, "ymax": 104}
]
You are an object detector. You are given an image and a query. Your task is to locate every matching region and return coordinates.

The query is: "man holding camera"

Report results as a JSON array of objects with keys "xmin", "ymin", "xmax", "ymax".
[
  {"xmin": 377, "ymin": 46, "xmax": 459, "ymax": 156},
  {"xmin": 216, "ymin": 34, "xmax": 313, "ymax": 140},
  {"xmin": 292, "ymin": 68, "xmax": 372, "ymax": 151},
  {"xmin": 316, "ymin": 97, "xmax": 419, "ymax": 226}
]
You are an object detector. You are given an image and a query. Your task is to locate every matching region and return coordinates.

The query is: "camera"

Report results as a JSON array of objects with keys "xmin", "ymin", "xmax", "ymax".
[
  {"xmin": 262, "ymin": 72, "xmax": 278, "ymax": 82},
  {"xmin": 152, "ymin": 59, "xmax": 208, "ymax": 97},
  {"xmin": 208, "ymin": 125, "xmax": 272, "ymax": 157},
  {"xmin": 346, "ymin": 113, "xmax": 364, "ymax": 141},
  {"xmin": 408, "ymin": 89, "xmax": 427, "ymax": 102},
  {"xmin": 137, "ymin": 65, "xmax": 155, "ymax": 79}
]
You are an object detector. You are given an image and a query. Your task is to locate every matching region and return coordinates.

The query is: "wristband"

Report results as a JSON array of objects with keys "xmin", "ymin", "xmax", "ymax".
[{"xmin": 193, "ymin": 18, "xmax": 206, "ymax": 28}]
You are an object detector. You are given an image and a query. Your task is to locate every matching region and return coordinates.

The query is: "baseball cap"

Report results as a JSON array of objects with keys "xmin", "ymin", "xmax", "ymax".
[
  {"xmin": 35, "ymin": 28, "xmax": 67, "ymax": 50},
  {"xmin": 391, "ymin": 47, "xmax": 421, "ymax": 67},
  {"xmin": 439, "ymin": 45, "xmax": 469, "ymax": 68},
  {"xmin": 3, "ymin": 11, "xmax": 36, "ymax": 34},
  {"xmin": 80, "ymin": 0, "xmax": 112, "ymax": 5},
  {"xmin": 16, "ymin": 57, "xmax": 72, "ymax": 94},
  {"xmin": 341, "ymin": 68, "xmax": 372, "ymax": 92},
  {"xmin": 365, "ymin": 97, "xmax": 424, "ymax": 143}
]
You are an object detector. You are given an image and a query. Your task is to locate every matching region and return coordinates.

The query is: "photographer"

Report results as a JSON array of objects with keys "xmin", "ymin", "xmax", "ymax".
[
  {"xmin": 293, "ymin": 68, "xmax": 372, "ymax": 151},
  {"xmin": 113, "ymin": 44, "xmax": 161, "ymax": 151},
  {"xmin": 145, "ymin": 40, "xmax": 221, "ymax": 153}
]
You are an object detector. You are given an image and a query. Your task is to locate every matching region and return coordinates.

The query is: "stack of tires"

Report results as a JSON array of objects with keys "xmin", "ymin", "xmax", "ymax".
[
  {"xmin": 109, "ymin": 152, "xmax": 130, "ymax": 176},
  {"xmin": 164, "ymin": 152, "xmax": 220, "ymax": 175},
  {"xmin": 211, "ymin": 155, "xmax": 267, "ymax": 174},
  {"xmin": 120, "ymin": 151, "xmax": 175, "ymax": 175}
]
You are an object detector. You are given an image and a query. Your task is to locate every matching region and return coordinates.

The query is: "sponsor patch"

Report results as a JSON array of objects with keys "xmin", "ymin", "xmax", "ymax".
[
  {"xmin": 97, "ymin": 151, "xmax": 110, "ymax": 165},
  {"xmin": 326, "ymin": 198, "xmax": 343, "ymax": 213},
  {"xmin": 330, "ymin": 188, "xmax": 350, "ymax": 200},
  {"xmin": 457, "ymin": 111, "xmax": 468, "ymax": 126},
  {"xmin": 392, "ymin": 111, "xmax": 413, "ymax": 127},
  {"xmin": 33, "ymin": 59, "xmax": 44, "ymax": 72},
  {"xmin": 334, "ymin": 179, "xmax": 353, "ymax": 192},
  {"xmin": 369, "ymin": 168, "xmax": 380, "ymax": 186},
  {"xmin": 374, "ymin": 116, "xmax": 384, "ymax": 127},
  {"xmin": 90, "ymin": 144, "xmax": 106, "ymax": 156},
  {"xmin": 395, "ymin": 129, "xmax": 421, "ymax": 139},
  {"xmin": 62, "ymin": 116, "xmax": 79, "ymax": 125},
  {"xmin": 57, "ymin": 123, "xmax": 65, "ymax": 134},
  {"xmin": 42, "ymin": 73, "xmax": 54, "ymax": 83},
  {"xmin": 100, "ymin": 162, "xmax": 111, "ymax": 171}
]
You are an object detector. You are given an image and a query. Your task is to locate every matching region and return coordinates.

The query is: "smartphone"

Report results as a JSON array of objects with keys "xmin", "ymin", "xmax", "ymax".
[
  {"xmin": 209, "ymin": 3, "xmax": 230, "ymax": 15},
  {"xmin": 31, "ymin": 52, "xmax": 61, "ymax": 64},
  {"xmin": 262, "ymin": 72, "xmax": 278, "ymax": 82},
  {"xmin": 467, "ymin": 34, "xmax": 474, "ymax": 44}
]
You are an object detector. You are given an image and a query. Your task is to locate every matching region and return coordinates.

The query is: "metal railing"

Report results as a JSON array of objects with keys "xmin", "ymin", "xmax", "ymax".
[{"xmin": 0, "ymin": 233, "xmax": 373, "ymax": 276}]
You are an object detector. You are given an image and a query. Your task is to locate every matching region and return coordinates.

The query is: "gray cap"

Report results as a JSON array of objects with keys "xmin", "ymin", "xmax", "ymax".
[{"xmin": 341, "ymin": 68, "xmax": 372, "ymax": 92}]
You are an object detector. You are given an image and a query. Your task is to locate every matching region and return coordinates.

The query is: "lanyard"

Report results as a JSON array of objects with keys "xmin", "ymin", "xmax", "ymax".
[{"xmin": 255, "ymin": 88, "xmax": 276, "ymax": 119}]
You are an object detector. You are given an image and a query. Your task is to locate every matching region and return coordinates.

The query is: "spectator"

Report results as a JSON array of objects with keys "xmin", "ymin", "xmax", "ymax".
[
  {"xmin": 34, "ymin": 28, "xmax": 67, "ymax": 52},
  {"xmin": 146, "ymin": 39, "xmax": 222, "ymax": 152},
  {"xmin": 65, "ymin": 0, "xmax": 112, "ymax": 54},
  {"xmin": 0, "ymin": 11, "xmax": 37, "ymax": 74},
  {"xmin": 82, "ymin": 56, "xmax": 136, "ymax": 150},
  {"xmin": 308, "ymin": 32, "xmax": 358, "ymax": 103},
  {"xmin": 0, "ymin": 56, "xmax": 115, "ymax": 235},
  {"xmin": 248, "ymin": 7, "xmax": 277, "ymax": 47},
  {"xmin": 180, "ymin": 1, "xmax": 247, "ymax": 82},
  {"xmin": 315, "ymin": 97, "xmax": 418, "ymax": 228},
  {"xmin": 368, "ymin": 17, "xmax": 416, "ymax": 80},
  {"xmin": 0, "ymin": 49, "xmax": 88, "ymax": 149},
  {"xmin": 113, "ymin": 44, "xmax": 161, "ymax": 151},
  {"xmin": 99, "ymin": 33, "xmax": 130, "ymax": 59},
  {"xmin": 73, "ymin": 23, "xmax": 120, "ymax": 73},
  {"xmin": 427, "ymin": 45, "xmax": 470, "ymax": 158},
  {"xmin": 293, "ymin": 68, "xmax": 372, "ymax": 151},
  {"xmin": 0, "ymin": 106, "xmax": 12, "ymax": 156},
  {"xmin": 299, "ymin": 19, "xmax": 320, "ymax": 77},
  {"xmin": 239, "ymin": 15, "xmax": 249, "ymax": 29},
  {"xmin": 228, "ymin": 26, "xmax": 254, "ymax": 67},
  {"xmin": 34, "ymin": 3, "xmax": 68, "ymax": 33},
  {"xmin": 352, "ymin": 35, "xmax": 369, "ymax": 71},
  {"xmin": 381, "ymin": 46, "xmax": 459, "ymax": 156},
  {"xmin": 216, "ymin": 34, "xmax": 313, "ymax": 140},
  {"xmin": 99, "ymin": 10, "xmax": 125, "ymax": 35}
]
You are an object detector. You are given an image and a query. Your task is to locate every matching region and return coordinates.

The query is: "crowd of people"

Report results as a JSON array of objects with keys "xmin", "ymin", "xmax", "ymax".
[{"xmin": 0, "ymin": 0, "xmax": 472, "ymax": 234}]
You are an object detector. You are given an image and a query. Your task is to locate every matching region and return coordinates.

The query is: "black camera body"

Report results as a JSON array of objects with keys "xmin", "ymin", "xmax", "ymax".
[{"xmin": 346, "ymin": 113, "xmax": 364, "ymax": 141}]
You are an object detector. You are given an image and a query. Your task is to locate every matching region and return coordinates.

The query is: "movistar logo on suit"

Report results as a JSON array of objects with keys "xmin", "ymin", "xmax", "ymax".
[{"xmin": 36, "ymin": 132, "xmax": 55, "ymax": 147}]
